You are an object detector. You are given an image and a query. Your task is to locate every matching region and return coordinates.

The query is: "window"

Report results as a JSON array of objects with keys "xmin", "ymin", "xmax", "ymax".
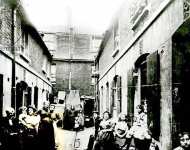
[
  {"xmin": 21, "ymin": 30, "xmax": 28, "ymax": 53},
  {"xmin": 51, "ymin": 64, "xmax": 56, "ymax": 84},
  {"xmin": 91, "ymin": 78, "xmax": 95, "ymax": 85},
  {"xmin": 116, "ymin": 76, "xmax": 122, "ymax": 114},
  {"xmin": 127, "ymin": 69, "xmax": 135, "ymax": 124},
  {"xmin": 111, "ymin": 76, "xmax": 122, "ymax": 116},
  {"xmin": 130, "ymin": 0, "xmax": 149, "ymax": 30},
  {"xmin": 91, "ymin": 65, "xmax": 95, "ymax": 74},
  {"xmin": 91, "ymin": 65, "xmax": 96, "ymax": 85},
  {"xmin": 112, "ymin": 20, "xmax": 120, "ymax": 57},
  {"xmin": 42, "ymin": 57, "xmax": 47, "ymax": 74},
  {"xmin": 20, "ymin": 28, "xmax": 30, "ymax": 62},
  {"xmin": 0, "ymin": 16, "xmax": 2, "ymax": 44},
  {"xmin": 106, "ymin": 82, "xmax": 109, "ymax": 111},
  {"xmin": 34, "ymin": 86, "xmax": 38, "ymax": 108},
  {"xmin": 0, "ymin": 74, "xmax": 3, "ymax": 117},
  {"xmin": 100, "ymin": 86, "xmax": 104, "ymax": 114}
]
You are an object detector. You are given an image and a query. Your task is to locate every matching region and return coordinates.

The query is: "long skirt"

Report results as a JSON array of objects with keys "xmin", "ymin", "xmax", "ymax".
[
  {"xmin": 134, "ymin": 138, "xmax": 151, "ymax": 150},
  {"xmin": 93, "ymin": 131, "xmax": 115, "ymax": 150}
]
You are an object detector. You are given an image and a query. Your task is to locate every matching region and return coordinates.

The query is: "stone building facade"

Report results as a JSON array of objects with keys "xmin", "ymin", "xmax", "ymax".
[
  {"xmin": 95, "ymin": 0, "xmax": 190, "ymax": 149},
  {"xmin": 0, "ymin": 0, "xmax": 52, "ymax": 116}
]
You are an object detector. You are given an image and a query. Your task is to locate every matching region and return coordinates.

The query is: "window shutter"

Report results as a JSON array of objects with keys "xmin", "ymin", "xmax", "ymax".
[
  {"xmin": 127, "ymin": 69, "xmax": 135, "ymax": 125},
  {"xmin": 117, "ymin": 76, "xmax": 122, "ymax": 114},
  {"xmin": 110, "ymin": 80, "xmax": 115, "ymax": 115},
  {"xmin": 146, "ymin": 51, "xmax": 160, "ymax": 140},
  {"xmin": 34, "ymin": 86, "xmax": 38, "ymax": 108},
  {"xmin": 147, "ymin": 51, "xmax": 159, "ymax": 86}
]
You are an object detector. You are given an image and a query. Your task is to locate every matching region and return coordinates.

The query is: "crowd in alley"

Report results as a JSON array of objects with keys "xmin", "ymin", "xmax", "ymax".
[
  {"xmin": 87, "ymin": 105, "xmax": 190, "ymax": 150},
  {"xmin": 0, "ymin": 102, "xmax": 60, "ymax": 150},
  {"xmin": 0, "ymin": 102, "xmax": 190, "ymax": 150}
]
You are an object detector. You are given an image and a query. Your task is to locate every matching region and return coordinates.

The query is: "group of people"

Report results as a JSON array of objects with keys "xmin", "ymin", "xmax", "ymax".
[
  {"xmin": 63, "ymin": 106, "xmax": 84, "ymax": 131},
  {"xmin": 89, "ymin": 104, "xmax": 190, "ymax": 150},
  {"xmin": 0, "ymin": 104, "xmax": 59, "ymax": 150},
  {"xmin": 89, "ymin": 104, "xmax": 154, "ymax": 150}
]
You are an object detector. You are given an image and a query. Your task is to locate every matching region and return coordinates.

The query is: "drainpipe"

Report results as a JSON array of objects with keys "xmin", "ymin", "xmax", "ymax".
[{"xmin": 11, "ymin": 5, "xmax": 16, "ymax": 115}]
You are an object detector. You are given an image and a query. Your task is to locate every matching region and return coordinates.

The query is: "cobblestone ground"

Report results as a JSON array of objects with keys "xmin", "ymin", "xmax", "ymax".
[
  {"xmin": 74, "ymin": 127, "xmax": 94, "ymax": 150},
  {"xmin": 55, "ymin": 127, "xmax": 94, "ymax": 150}
]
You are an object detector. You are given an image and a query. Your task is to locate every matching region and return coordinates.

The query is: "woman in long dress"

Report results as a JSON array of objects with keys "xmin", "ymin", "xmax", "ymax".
[
  {"xmin": 93, "ymin": 111, "xmax": 115, "ymax": 150},
  {"xmin": 129, "ymin": 105, "xmax": 151, "ymax": 150}
]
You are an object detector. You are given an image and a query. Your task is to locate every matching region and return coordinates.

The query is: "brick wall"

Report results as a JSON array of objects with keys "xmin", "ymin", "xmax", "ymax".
[
  {"xmin": 0, "ymin": 6, "xmax": 12, "ymax": 51},
  {"xmin": 55, "ymin": 61, "xmax": 94, "ymax": 96},
  {"xmin": 29, "ymin": 35, "xmax": 51, "ymax": 79},
  {"xmin": 55, "ymin": 32, "xmax": 98, "ymax": 60}
]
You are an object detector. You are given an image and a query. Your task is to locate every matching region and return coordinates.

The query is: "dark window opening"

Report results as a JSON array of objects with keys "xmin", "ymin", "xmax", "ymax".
[
  {"xmin": 0, "ymin": 74, "xmax": 3, "ymax": 117},
  {"xmin": 34, "ymin": 86, "xmax": 38, "ymax": 109}
]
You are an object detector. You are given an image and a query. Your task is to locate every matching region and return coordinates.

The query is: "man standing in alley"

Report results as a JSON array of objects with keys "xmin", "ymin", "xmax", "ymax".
[
  {"xmin": 87, "ymin": 111, "xmax": 101, "ymax": 150},
  {"xmin": 92, "ymin": 111, "xmax": 101, "ymax": 138}
]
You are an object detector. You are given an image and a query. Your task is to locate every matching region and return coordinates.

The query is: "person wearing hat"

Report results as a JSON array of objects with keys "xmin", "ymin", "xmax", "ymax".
[
  {"xmin": 0, "ymin": 107, "xmax": 21, "ymax": 150},
  {"xmin": 25, "ymin": 105, "xmax": 40, "ymax": 130},
  {"xmin": 87, "ymin": 111, "xmax": 101, "ymax": 150},
  {"xmin": 37, "ymin": 109, "xmax": 56, "ymax": 150},
  {"xmin": 23, "ymin": 106, "xmax": 40, "ymax": 150},
  {"xmin": 92, "ymin": 111, "xmax": 101, "ymax": 138}
]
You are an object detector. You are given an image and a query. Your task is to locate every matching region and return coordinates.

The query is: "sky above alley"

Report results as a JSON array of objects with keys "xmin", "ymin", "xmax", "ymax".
[{"xmin": 21, "ymin": 0, "xmax": 125, "ymax": 34}]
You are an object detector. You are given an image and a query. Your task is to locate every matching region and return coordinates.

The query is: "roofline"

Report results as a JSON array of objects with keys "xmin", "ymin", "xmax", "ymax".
[
  {"xmin": 13, "ymin": 0, "xmax": 52, "ymax": 61},
  {"xmin": 95, "ymin": 3, "xmax": 122, "ymax": 63},
  {"xmin": 95, "ymin": 28, "xmax": 113, "ymax": 63},
  {"xmin": 53, "ymin": 58, "xmax": 94, "ymax": 63}
]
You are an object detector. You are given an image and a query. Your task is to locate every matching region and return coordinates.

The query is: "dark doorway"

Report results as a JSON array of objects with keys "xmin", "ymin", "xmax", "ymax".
[
  {"xmin": 16, "ymin": 82, "xmax": 23, "ymax": 113},
  {"xmin": 0, "ymin": 74, "xmax": 3, "ymax": 117},
  {"xmin": 84, "ymin": 99, "xmax": 94, "ymax": 116},
  {"xmin": 34, "ymin": 86, "xmax": 38, "ymax": 108},
  {"xmin": 133, "ymin": 52, "xmax": 161, "ymax": 140},
  {"xmin": 16, "ymin": 81, "xmax": 28, "ymax": 114}
]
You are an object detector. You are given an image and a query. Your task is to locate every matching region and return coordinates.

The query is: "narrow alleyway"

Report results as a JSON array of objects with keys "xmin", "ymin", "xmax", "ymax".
[{"xmin": 56, "ymin": 127, "xmax": 94, "ymax": 150}]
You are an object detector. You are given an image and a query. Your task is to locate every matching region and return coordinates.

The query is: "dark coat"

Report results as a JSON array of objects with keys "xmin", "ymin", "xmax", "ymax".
[
  {"xmin": 94, "ymin": 117, "xmax": 101, "ymax": 138},
  {"xmin": 0, "ymin": 117, "xmax": 21, "ymax": 150},
  {"xmin": 38, "ymin": 114, "xmax": 55, "ymax": 150}
]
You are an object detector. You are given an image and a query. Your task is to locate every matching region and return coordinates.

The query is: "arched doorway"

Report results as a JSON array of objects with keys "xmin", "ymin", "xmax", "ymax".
[
  {"xmin": 16, "ymin": 81, "xmax": 29, "ymax": 113},
  {"xmin": 128, "ymin": 52, "xmax": 161, "ymax": 140}
]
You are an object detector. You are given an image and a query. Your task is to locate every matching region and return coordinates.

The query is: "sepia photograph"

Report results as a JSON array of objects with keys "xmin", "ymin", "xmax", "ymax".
[{"xmin": 0, "ymin": 0, "xmax": 190, "ymax": 150}]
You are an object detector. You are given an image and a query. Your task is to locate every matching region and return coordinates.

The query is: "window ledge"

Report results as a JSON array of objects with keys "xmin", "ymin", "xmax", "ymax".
[
  {"xmin": 42, "ymin": 69, "xmax": 47, "ymax": 75},
  {"xmin": 47, "ymin": 76, "xmax": 50, "ymax": 81},
  {"xmin": 20, "ymin": 53, "xmax": 31, "ymax": 63},
  {"xmin": 112, "ymin": 49, "xmax": 119, "ymax": 58},
  {"xmin": 131, "ymin": 5, "xmax": 150, "ymax": 30}
]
